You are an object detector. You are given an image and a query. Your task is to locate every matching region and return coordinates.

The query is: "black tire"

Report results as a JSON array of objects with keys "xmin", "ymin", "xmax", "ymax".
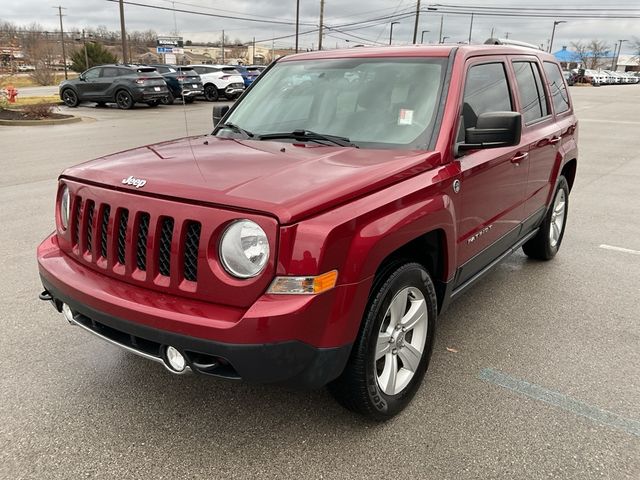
[
  {"xmin": 146, "ymin": 99, "xmax": 160, "ymax": 107},
  {"xmin": 184, "ymin": 97, "xmax": 195, "ymax": 104},
  {"xmin": 204, "ymin": 84, "xmax": 219, "ymax": 102},
  {"xmin": 328, "ymin": 262, "xmax": 437, "ymax": 421},
  {"xmin": 523, "ymin": 176, "xmax": 570, "ymax": 260},
  {"xmin": 115, "ymin": 89, "xmax": 134, "ymax": 110},
  {"xmin": 161, "ymin": 92, "xmax": 174, "ymax": 105},
  {"xmin": 61, "ymin": 88, "xmax": 79, "ymax": 107}
]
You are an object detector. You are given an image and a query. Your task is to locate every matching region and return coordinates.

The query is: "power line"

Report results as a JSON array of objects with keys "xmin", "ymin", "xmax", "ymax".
[{"xmin": 104, "ymin": 0, "xmax": 314, "ymax": 27}]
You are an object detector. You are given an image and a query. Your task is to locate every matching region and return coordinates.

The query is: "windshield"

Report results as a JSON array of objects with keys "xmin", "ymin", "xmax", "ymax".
[{"xmin": 218, "ymin": 57, "xmax": 448, "ymax": 149}]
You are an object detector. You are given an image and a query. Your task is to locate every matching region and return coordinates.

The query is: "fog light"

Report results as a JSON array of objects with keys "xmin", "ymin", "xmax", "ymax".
[
  {"xmin": 165, "ymin": 346, "xmax": 186, "ymax": 372},
  {"xmin": 62, "ymin": 303, "xmax": 74, "ymax": 324}
]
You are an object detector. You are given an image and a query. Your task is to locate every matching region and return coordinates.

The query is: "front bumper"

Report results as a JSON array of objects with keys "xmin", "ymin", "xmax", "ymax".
[
  {"xmin": 41, "ymin": 278, "xmax": 350, "ymax": 388},
  {"xmin": 37, "ymin": 234, "xmax": 363, "ymax": 388}
]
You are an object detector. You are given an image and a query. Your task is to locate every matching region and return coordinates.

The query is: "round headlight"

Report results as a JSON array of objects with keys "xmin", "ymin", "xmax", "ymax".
[
  {"xmin": 220, "ymin": 220, "xmax": 270, "ymax": 278},
  {"xmin": 59, "ymin": 184, "xmax": 70, "ymax": 230}
]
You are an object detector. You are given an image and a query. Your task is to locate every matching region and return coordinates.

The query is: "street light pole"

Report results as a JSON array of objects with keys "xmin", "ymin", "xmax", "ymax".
[
  {"xmin": 613, "ymin": 39, "xmax": 627, "ymax": 70},
  {"xmin": 438, "ymin": 16, "xmax": 444, "ymax": 44},
  {"xmin": 389, "ymin": 22, "xmax": 400, "ymax": 45},
  {"xmin": 548, "ymin": 20, "xmax": 566, "ymax": 54},
  {"xmin": 412, "ymin": 0, "xmax": 421, "ymax": 44},
  {"xmin": 468, "ymin": 13, "xmax": 474, "ymax": 44},
  {"xmin": 421, "ymin": 30, "xmax": 430, "ymax": 44}
]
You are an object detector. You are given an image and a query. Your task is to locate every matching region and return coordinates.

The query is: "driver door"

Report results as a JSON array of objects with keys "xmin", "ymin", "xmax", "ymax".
[
  {"xmin": 76, "ymin": 67, "xmax": 102, "ymax": 100},
  {"xmin": 454, "ymin": 58, "xmax": 529, "ymax": 288}
]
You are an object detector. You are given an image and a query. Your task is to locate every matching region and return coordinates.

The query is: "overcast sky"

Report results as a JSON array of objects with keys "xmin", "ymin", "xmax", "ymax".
[{"xmin": 2, "ymin": 0, "xmax": 639, "ymax": 53}]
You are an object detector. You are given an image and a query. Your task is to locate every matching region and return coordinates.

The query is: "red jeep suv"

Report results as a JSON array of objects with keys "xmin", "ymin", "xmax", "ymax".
[{"xmin": 38, "ymin": 44, "xmax": 577, "ymax": 420}]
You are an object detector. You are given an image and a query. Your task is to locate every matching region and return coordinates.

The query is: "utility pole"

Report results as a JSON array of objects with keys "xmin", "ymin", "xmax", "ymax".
[
  {"xmin": 54, "ymin": 6, "xmax": 68, "ymax": 79},
  {"xmin": 118, "ymin": 0, "xmax": 128, "ymax": 63},
  {"xmin": 505, "ymin": 32, "xmax": 511, "ymax": 39},
  {"xmin": 295, "ymin": 0, "xmax": 300, "ymax": 53},
  {"xmin": 438, "ymin": 16, "xmax": 443, "ymax": 44},
  {"xmin": 82, "ymin": 29, "xmax": 89, "ymax": 70},
  {"xmin": 412, "ymin": 0, "xmax": 421, "ymax": 44},
  {"xmin": 221, "ymin": 30, "xmax": 225, "ymax": 64},
  {"xmin": 468, "ymin": 13, "xmax": 474, "ymax": 44},
  {"xmin": 318, "ymin": 0, "xmax": 325, "ymax": 50}
]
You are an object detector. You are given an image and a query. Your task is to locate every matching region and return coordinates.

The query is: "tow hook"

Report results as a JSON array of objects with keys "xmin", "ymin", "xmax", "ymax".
[{"xmin": 38, "ymin": 290, "xmax": 63, "ymax": 313}]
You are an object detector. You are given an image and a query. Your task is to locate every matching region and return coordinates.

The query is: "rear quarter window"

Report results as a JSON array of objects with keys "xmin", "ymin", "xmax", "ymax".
[{"xmin": 543, "ymin": 61, "xmax": 571, "ymax": 114}]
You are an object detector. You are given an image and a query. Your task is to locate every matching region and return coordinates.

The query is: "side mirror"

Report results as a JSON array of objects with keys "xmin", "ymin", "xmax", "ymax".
[
  {"xmin": 458, "ymin": 111, "xmax": 522, "ymax": 152},
  {"xmin": 79, "ymin": 74, "xmax": 86, "ymax": 81},
  {"xmin": 212, "ymin": 105, "xmax": 230, "ymax": 127}
]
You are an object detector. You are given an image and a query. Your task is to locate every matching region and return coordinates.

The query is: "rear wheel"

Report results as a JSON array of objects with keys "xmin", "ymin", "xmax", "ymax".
[
  {"xmin": 523, "ymin": 176, "xmax": 569, "ymax": 260},
  {"xmin": 204, "ymin": 84, "xmax": 219, "ymax": 102},
  {"xmin": 161, "ymin": 92, "xmax": 174, "ymax": 105},
  {"xmin": 61, "ymin": 89, "xmax": 79, "ymax": 107},
  {"xmin": 115, "ymin": 89, "xmax": 134, "ymax": 110},
  {"xmin": 328, "ymin": 262, "xmax": 437, "ymax": 421}
]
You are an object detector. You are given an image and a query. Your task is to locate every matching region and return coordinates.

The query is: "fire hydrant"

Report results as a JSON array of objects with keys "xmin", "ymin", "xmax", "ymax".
[{"xmin": 5, "ymin": 85, "xmax": 18, "ymax": 103}]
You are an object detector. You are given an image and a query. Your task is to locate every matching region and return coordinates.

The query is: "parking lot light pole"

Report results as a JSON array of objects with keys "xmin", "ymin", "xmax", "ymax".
[
  {"xmin": 548, "ymin": 20, "xmax": 566, "ymax": 54},
  {"xmin": 613, "ymin": 39, "xmax": 627, "ymax": 70},
  {"xmin": 389, "ymin": 22, "xmax": 400, "ymax": 45},
  {"xmin": 421, "ymin": 30, "xmax": 430, "ymax": 43}
]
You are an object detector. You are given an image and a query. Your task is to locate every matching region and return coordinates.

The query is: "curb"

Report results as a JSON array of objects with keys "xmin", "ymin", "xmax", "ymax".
[{"xmin": 0, "ymin": 115, "xmax": 82, "ymax": 126}]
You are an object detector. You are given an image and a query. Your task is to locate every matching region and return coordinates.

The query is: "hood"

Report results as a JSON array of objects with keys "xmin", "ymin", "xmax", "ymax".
[{"xmin": 62, "ymin": 136, "xmax": 441, "ymax": 224}]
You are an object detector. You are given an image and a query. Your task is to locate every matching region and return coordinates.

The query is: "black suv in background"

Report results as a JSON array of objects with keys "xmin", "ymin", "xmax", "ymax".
[
  {"xmin": 59, "ymin": 65, "xmax": 169, "ymax": 109},
  {"xmin": 148, "ymin": 65, "xmax": 203, "ymax": 105}
]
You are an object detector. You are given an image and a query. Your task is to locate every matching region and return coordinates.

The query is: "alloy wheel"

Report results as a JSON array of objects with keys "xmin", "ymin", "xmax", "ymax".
[
  {"xmin": 375, "ymin": 286, "xmax": 428, "ymax": 395},
  {"xmin": 549, "ymin": 189, "xmax": 566, "ymax": 248}
]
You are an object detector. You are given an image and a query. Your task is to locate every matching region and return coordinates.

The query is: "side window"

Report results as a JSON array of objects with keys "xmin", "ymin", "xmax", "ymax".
[
  {"xmin": 543, "ymin": 61, "xmax": 571, "ymax": 114},
  {"xmin": 84, "ymin": 67, "xmax": 101, "ymax": 80},
  {"xmin": 512, "ymin": 61, "xmax": 550, "ymax": 124},
  {"xmin": 192, "ymin": 66, "xmax": 205, "ymax": 74},
  {"xmin": 101, "ymin": 67, "xmax": 119, "ymax": 78},
  {"xmin": 462, "ymin": 62, "xmax": 513, "ymax": 131},
  {"xmin": 118, "ymin": 68, "xmax": 132, "ymax": 76}
]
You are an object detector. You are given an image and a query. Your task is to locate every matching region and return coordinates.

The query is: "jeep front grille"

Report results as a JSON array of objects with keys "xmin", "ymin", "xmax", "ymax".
[{"xmin": 70, "ymin": 195, "xmax": 201, "ymax": 284}]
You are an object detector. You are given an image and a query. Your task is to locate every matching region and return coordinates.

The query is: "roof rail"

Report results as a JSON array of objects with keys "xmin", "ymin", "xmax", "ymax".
[{"xmin": 484, "ymin": 38, "xmax": 542, "ymax": 51}]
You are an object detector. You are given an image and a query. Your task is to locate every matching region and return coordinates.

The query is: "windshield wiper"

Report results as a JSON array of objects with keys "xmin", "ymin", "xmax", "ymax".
[
  {"xmin": 258, "ymin": 129, "xmax": 359, "ymax": 148},
  {"xmin": 218, "ymin": 122, "xmax": 254, "ymax": 138}
]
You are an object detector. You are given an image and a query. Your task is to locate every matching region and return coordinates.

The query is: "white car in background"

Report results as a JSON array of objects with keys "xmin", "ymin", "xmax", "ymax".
[{"xmin": 190, "ymin": 64, "xmax": 245, "ymax": 101}]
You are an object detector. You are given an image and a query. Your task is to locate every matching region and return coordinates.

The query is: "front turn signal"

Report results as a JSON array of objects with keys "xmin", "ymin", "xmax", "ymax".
[{"xmin": 267, "ymin": 270, "xmax": 338, "ymax": 295}]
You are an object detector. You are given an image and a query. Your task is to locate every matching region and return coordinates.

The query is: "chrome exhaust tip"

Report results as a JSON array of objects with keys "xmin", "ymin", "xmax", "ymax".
[{"xmin": 61, "ymin": 303, "xmax": 76, "ymax": 324}]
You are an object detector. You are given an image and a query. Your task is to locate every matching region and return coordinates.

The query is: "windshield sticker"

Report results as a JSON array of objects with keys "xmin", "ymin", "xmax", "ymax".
[{"xmin": 398, "ymin": 109, "xmax": 414, "ymax": 126}]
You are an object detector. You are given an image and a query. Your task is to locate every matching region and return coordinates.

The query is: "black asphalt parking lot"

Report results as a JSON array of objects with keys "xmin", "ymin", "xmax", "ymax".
[{"xmin": 1, "ymin": 87, "xmax": 639, "ymax": 479}]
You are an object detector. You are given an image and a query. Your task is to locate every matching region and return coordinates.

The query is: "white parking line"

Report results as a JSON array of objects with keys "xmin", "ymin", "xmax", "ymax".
[{"xmin": 599, "ymin": 244, "xmax": 640, "ymax": 256}]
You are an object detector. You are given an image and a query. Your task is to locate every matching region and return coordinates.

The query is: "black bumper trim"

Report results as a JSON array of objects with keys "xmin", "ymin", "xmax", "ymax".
[{"xmin": 41, "ymin": 277, "xmax": 351, "ymax": 389}]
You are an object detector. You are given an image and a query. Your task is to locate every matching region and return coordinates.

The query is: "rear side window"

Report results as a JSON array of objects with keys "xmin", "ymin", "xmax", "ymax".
[
  {"xmin": 512, "ymin": 61, "xmax": 550, "ymax": 124},
  {"xmin": 543, "ymin": 61, "xmax": 571, "ymax": 114},
  {"xmin": 462, "ymin": 62, "xmax": 513, "ymax": 130},
  {"xmin": 101, "ymin": 67, "xmax": 120, "ymax": 78}
]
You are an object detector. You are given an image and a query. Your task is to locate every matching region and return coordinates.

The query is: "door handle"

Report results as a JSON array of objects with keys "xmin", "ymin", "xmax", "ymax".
[
  {"xmin": 510, "ymin": 152, "xmax": 528, "ymax": 165},
  {"xmin": 549, "ymin": 136, "xmax": 562, "ymax": 145}
]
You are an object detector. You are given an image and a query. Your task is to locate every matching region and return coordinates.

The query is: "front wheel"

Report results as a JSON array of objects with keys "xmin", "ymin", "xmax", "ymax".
[
  {"xmin": 328, "ymin": 262, "xmax": 437, "ymax": 420},
  {"xmin": 523, "ymin": 176, "xmax": 569, "ymax": 260},
  {"xmin": 203, "ymin": 84, "xmax": 219, "ymax": 102},
  {"xmin": 115, "ymin": 90, "xmax": 134, "ymax": 110},
  {"xmin": 61, "ymin": 89, "xmax": 79, "ymax": 107}
]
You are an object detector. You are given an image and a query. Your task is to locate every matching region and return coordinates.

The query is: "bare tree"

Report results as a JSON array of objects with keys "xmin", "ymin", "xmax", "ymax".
[
  {"xmin": 630, "ymin": 36, "xmax": 640, "ymax": 61},
  {"xmin": 571, "ymin": 40, "xmax": 610, "ymax": 69},
  {"xmin": 21, "ymin": 23, "xmax": 57, "ymax": 85}
]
